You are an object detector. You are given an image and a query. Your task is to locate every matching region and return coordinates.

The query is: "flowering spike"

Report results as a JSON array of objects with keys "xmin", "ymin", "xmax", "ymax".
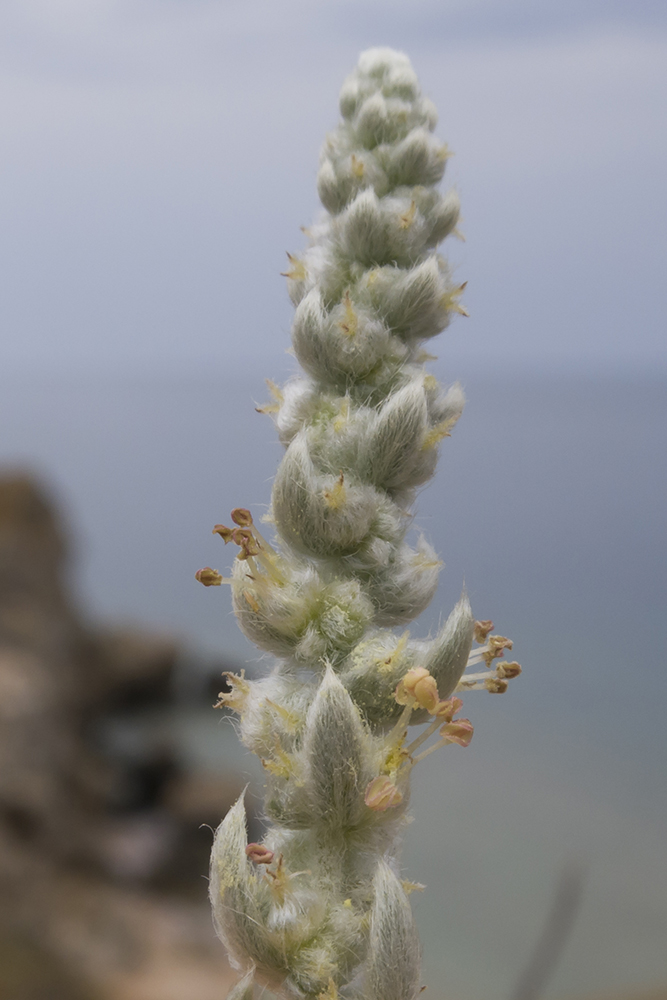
[{"xmin": 199, "ymin": 47, "xmax": 521, "ymax": 998}]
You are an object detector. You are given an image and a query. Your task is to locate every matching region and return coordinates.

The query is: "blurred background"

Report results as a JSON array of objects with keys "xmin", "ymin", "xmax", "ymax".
[{"xmin": 0, "ymin": 1, "xmax": 665, "ymax": 998}]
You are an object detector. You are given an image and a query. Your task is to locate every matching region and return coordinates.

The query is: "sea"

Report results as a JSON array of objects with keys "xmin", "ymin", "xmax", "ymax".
[{"xmin": 1, "ymin": 361, "xmax": 665, "ymax": 999}]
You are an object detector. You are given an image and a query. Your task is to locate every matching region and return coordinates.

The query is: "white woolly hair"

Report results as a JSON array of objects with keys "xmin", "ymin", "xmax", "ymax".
[{"xmin": 206, "ymin": 48, "xmax": 495, "ymax": 1000}]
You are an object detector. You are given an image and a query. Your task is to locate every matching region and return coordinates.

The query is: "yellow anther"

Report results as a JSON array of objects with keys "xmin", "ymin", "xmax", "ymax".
[
  {"xmin": 264, "ymin": 853, "xmax": 291, "ymax": 904},
  {"xmin": 382, "ymin": 740, "xmax": 410, "ymax": 778},
  {"xmin": 261, "ymin": 735, "xmax": 295, "ymax": 779},
  {"xmin": 365, "ymin": 775, "xmax": 403, "ymax": 812},
  {"xmin": 378, "ymin": 631, "xmax": 409, "ymax": 674},
  {"xmin": 350, "ymin": 153, "xmax": 365, "ymax": 178},
  {"xmin": 420, "ymin": 416, "xmax": 459, "ymax": 450},
  {"xmin": 411, "ymin": 550, "xmax": 442, "ymax": 571},
  {"xmin": 281, "ymin": 252, "xmax": 306, "ymax": 281},
  {"xmin": 395, "ymin": 667, "xmax": 442, "ymax": 713},
  {"xmin": 401, "ymin": 880, "xmax": 426, "ymax": 894},
  {"xmin": 423, "ymin": 374, "xmax": 438, "ymax": 391},
  {"xmin": 333, "ymin": 397, "xmax": 350, "ymax": 433},
  {"xmin": 266, "ymin": 379, "xmax": 284, "ymax": 403},
  {"xmin": 395, "ymin": 666, "xmax": 429, "ymax": 705},
  {"xmin": 338, "ymin": 293, "xmax": 358, "ymax": 337},
  {"xmin": 474, "ymin": 619, "xmax": 494, "ymax": 644},
  {"xmin": 484, "ymin": 677, "xmax": 509, "ymax": 694},
  {"xmin": 343, "ymin": 898, "xmax": 353, "ymax": 909},
  {"xmin": 214, "ymin": 671, "xmax": 250, "ymax": 713},
  {"xmin": 440, "ymin": 281, "xmax": 469, "ymax": 317},
  {"xmin": 434, "ymin": 696, "xmax": 463, "ymax": 722},
  {"xmin": 265, "ymin": 698, "xmax": 301, "ymax": 734},
  {"xmin": 497, "ymin": 661, "xmax": 522, "ymax": 679},
  {"xmin": 322, "ymin": 472, "xmax": 346, "ymax": 509},
  {"xmin": 256, "ymin": 379, "xmax": 284, "ymax": 415},
  {"xmin": 243, "ymin": 589, "xmax": 260, "ymax": 613},
  {"xmin": 318, "ymin": 979, "xmax": 338, "ymax": 1000},
  {"xmin": 482, "ymin": 635, "xmax": 513, "ymax": 666},
  {"xmin": 399, "ymin": 200, "xmax": 417, "ymax": 229}
]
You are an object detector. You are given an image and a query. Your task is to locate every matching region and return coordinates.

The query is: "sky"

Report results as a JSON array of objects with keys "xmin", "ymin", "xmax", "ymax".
[{"xmin": 1, "ymin": 0, "xmax": 666, "ymax": 375}]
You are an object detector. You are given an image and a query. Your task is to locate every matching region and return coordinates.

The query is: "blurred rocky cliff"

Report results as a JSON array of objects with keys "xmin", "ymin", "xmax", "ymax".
[{"xmin": 0, "ymin": 472, "xmax": 242, "ymax": 999}]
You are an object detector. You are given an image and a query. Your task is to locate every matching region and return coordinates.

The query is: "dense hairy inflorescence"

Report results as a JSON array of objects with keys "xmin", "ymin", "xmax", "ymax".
[{"xmin": 201, "ymin": 48, "xmax": 521, "ymax": 1000}]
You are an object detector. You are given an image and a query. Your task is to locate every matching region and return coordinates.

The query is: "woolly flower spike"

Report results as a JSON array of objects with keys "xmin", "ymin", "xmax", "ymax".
[{"xmin": 202, "ymin": 48, "xmax": 521, "ymax": 998}]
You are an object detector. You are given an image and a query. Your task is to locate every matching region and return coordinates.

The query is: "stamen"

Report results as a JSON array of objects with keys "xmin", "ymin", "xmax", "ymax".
[
  {"xmin": 387, "ymin": 702, "xmax": 413, "ymax": 744},
  {"xmin": 406, "ymin": 717, "xmax": 441, "ymax": 756},
  {"xmin": 411, "ymin": 718, "xmax": 473, "ymax": 761},
  {"xmin": 421, "ymin": 416, "xmax": 458, "ymax": 450},
  {"xmin": 399, "ymin": 200, "xmax": 417, "ymax": 229},
  {"xmin": 350, "ymin": 153, "xmax": 365, "ymax": 178},
  {"xmin": 457, "ymin": 670, "xmax": 489, "ymax": 683},
  {"xmin": 195, "ymin": 567, "xmax": 232, "ymax": 586},
  {"xmin": 252, "ymin": 526, "xmax": 279, "ymax": 557},
  {"xmin": 281, "ymin": 253, "xmax": 306, "ymax": 281},
  {"xmin": 338, "ymin": 294, "xmax": 357, "ymax": 337},
  {"xmin": 474, "ymin": 620, "xmax": 494, "ymax": 643},
  {"xmin": 466, "ymin": 646, "xmax": 490, "ymax": 665},
  {"xmin": 323, "ymin": 472, "xmax": 346, "ymax": 509},
  {"xmin": 365, "ymin": 776, "xmax": 403, "ymax": 811}
]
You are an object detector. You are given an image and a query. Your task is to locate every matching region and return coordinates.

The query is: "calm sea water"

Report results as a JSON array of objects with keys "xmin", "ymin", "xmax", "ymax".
[{"xmin": 1, "ymin": 363, "xmax": 665, "ymax": 998}]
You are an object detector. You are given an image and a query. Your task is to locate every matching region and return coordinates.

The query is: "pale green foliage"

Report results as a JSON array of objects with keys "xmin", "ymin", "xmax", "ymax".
[{"xmin": 204, "ymin": 47, "xmax": 514, "ymax": 1000}]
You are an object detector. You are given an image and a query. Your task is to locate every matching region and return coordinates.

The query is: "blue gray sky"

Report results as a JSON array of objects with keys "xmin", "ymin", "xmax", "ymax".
[{"xmin": 1, "ymin": 0, "xmax": 666, "ymax": 375}]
